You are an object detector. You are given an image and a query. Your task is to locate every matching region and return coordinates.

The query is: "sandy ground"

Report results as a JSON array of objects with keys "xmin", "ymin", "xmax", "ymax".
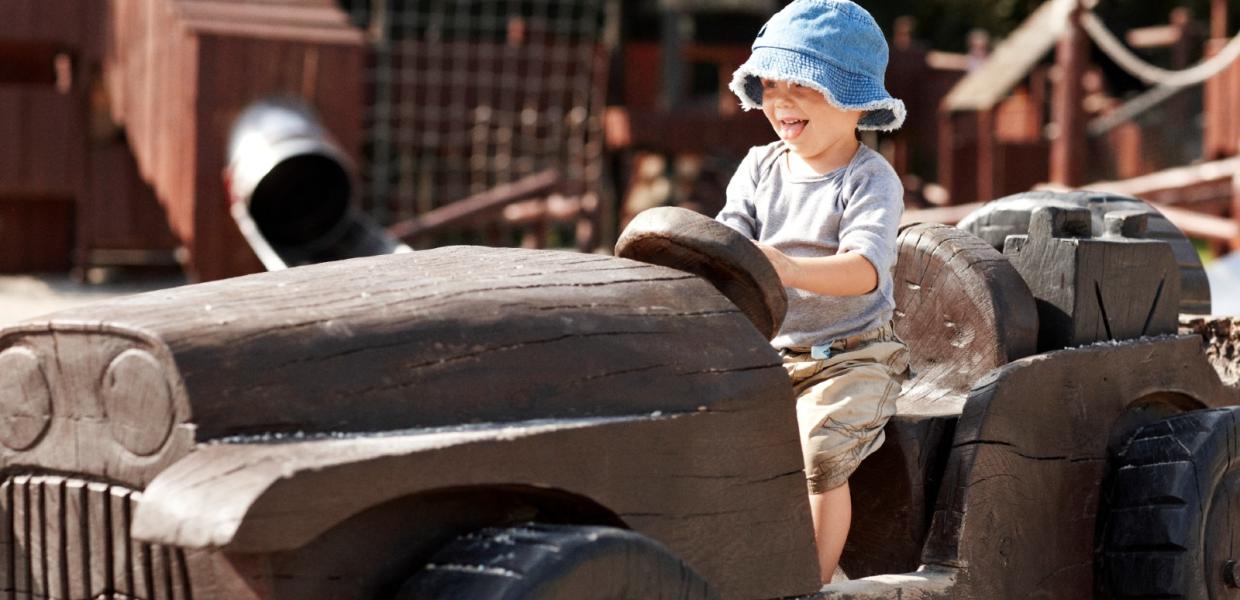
[{"xmin": 0, "ymin": 273, "xmax": 186, "ymax": 326}]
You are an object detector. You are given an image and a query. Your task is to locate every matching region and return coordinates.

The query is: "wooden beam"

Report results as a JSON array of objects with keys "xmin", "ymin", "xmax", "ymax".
[
  {"xmin": 1050, "ymin": 1, "xmax": 1088, "ymax": 187},
  {"xmin": 977, "ymin": 109, "xmax": 997, "ymax": 203},
  {"xmin": 1153, "ymin": 201, "xmax": 1239, "ymax": 242},
  {"xmin": 1079, "ymin": 157, "xmax": 1240, "ymax": 202},
  {"xmin": 387, "ymin": 170, "xmax": 561, "ymax": 242},
  {"xmin": 1233, "ymin": 173, "xmax": 1240, "ymax": 251},
  {"xmin": 1213, "ymin": 0, "xmax": 1229, "ymax": 41},
  {"xmin": 1126, "ymin": 25, "xmax": 1182, "ymax": 49}
]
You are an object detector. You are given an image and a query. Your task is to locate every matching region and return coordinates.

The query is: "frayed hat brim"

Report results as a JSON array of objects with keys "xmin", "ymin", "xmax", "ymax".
[{"xmin": 729, "ymin": 49, "xmax": 906, "ymax": 132}]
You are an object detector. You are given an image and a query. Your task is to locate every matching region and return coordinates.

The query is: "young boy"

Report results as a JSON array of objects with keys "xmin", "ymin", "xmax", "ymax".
[{"xmin": 715, "ymin": 0, "xmax": 910, "ymax": 584}]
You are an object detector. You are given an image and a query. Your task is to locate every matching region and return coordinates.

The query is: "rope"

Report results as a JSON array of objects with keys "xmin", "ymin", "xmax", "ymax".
[{"xmin": 1080, "ymin": 8, "xmax": 1240, "ymax": 88}]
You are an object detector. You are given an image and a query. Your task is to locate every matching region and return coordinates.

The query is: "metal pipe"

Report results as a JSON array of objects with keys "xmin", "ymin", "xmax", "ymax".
[{"xmin": 226, "ymin": 98, "xmax": 408, "ymax": 270}]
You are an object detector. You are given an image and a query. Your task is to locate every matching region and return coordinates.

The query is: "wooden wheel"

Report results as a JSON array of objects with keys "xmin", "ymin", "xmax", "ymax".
[
  {"xmin": 1098, "ymin": 407, "xmax": 1240, "ymax": 599},
  {"xmin": 957, "ymin": 190, "xmax": 1210, "ymax": 315},
  {"xmin": 844, "ymin": 223, "xmax": 1039, "ymax": 578},
  {"xmin": 616, "ymin": 207, "xmax": 787, "ymax": 340},
  {"xmin": 396, "ymin": 523, "xmax": 717, "ymax": 600},
  {"xmin": 891, "ymin": 223, "xmax": 1039, "ymax": 412}
]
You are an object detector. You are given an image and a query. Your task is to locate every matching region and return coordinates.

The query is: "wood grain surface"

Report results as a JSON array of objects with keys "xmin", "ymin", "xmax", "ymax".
[
  {"xmin": 923, "ymin": 335, "xmax": 1236, "ymax": 598},
  {"xmin": 846, "ymin": 224, "xmax": 1037, "ymax": 578},
  {"xmin": 616, "ymin": 206, "xmax": 787, "ymax": 340},
  {"xmin": 1, "ymin": 246, "xmax": 819, "ymax": 598},
  {"xmin": 33, "ymin": 248, "xmax": 781, "ymax": 442},
  {"xmin": 1004, "ymin": 206, "xmax": 1181, "ymax": 352}
]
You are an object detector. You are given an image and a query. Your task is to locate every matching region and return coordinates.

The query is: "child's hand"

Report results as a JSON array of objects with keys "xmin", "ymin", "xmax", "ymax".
[{"xmin": 754, "ymin": 242, "xmax": 795, "ymax": 285}]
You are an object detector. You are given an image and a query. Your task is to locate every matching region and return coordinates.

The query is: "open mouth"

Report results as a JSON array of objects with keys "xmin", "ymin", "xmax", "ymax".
[{"xmin": 777, "ymin": 118, "xmax": 808, "ymax": 140}]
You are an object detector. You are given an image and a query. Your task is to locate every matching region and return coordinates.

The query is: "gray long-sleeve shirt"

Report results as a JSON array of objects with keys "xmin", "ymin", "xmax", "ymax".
[{"xmin": 716, "ymin": 141, "xmax": 903, "ymax": 350}]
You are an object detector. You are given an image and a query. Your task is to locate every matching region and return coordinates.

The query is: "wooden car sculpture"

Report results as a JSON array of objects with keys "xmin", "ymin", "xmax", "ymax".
[{"xmin": 0, "ymin": 191, "xmax": 1236, "ymax": 599}]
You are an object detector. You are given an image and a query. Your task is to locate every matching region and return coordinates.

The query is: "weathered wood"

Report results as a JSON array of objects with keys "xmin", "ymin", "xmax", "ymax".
[
  {"xmin": 42, "ymin": 476, "xmax": 66, "ymax": 600},
  {"xmin": 84, "ymin": 482, "xmax": 109, "ymax": 599},
  {"xmin": 893, "ymin": 224, "xmax": 1038, "ymax": 413},
  {"xmin": 62, "ymin": 480, "xmax": 88, "ymax": 600},
  {"xmin": 110, "ymin": 487, "xmax": 132, "ymax": 597},
  {"xmin": 134, "ymin": 398, "xmax": 819, "ymax": 599},
  {"xmin": 1004, "ymin": 206, "xmax": 1181, "ymax": 351},
  {"xmin": 12, "ymin": 475, "xmax": 30, "ymax": 599},
  {"xmin": 0, "ymin": 325, "xmax": 195, "ymax": 490},
  {"xmin": 2, "ymin": 246, "xmax": 819, "ymax": 597},
  {"xmin": 0, "ymin": 478, "xmax": 185, "ymax": 598},
  {"xmin": 845, "ymin": 224, "xmax": 1036, "ymax": 578},
  {"xmin": 845, "ymin": 415, "xmax": 957, "ymax": 578},
  {"xmin": 616, "ymin": 206, "xmax": 787, "ymax": 340},
  {"xmin": 958, "ymin": 190, "xmax": 1210, "ymax": 315},
  {"xmin": 922, "ymin": 335, "xmax": 1235, "ymax": 598},
  {"xmin": 22, "ymin": 249, "xmax": 770, "ymax": 442}
]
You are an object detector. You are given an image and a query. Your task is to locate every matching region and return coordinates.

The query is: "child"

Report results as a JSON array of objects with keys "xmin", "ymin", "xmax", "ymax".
[{"xmin": 715, "ymin": 0, "xmax": 910, "ymax": 584}]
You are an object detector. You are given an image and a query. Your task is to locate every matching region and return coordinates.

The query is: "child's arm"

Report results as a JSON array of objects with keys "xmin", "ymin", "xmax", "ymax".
[
  {"xmin": 715, "ymin": 148, "xmax": 764, "ymax": 239},
  {"xmin": 759, "ymin": 163, "xmax": 902, "ymax": 297},
  {"xmin": 755, "ymin": 245, "xmax": 878, "ymax": 296}
]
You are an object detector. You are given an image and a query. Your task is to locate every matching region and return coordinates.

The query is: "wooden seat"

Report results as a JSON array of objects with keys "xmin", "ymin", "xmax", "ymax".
[{"xmin": 844, "ymin": 223, "xmax": 1039, "ymax": 578}]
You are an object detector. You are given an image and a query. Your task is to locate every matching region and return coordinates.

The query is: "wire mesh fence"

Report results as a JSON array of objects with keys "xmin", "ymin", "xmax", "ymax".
[{"xmin": 337, "ymin": 0, "xmax": 613, "ymax": 246}]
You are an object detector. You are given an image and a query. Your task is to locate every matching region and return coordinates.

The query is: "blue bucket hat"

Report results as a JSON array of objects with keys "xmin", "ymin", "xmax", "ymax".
[{"xmin": 729, "ymin": 0, "xmax": 906, "ymax": 132}]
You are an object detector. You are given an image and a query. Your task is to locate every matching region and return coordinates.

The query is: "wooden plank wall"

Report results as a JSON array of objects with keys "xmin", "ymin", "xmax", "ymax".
[
  {"xmin": 0, "ymin": 0, "xmax": 180, "ymax": 274},
  {"xmin": 0, "ymin": 0, "xmax": 87, "ymax": 272},
  {"xmin": 104, "ymin": 0, "xmax": 364, "ymax": 281}
]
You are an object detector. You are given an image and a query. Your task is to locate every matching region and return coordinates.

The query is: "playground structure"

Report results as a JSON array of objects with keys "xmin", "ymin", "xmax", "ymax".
[
  {"xmin": 0, "ymin": 193, "xmax": 1237, "ymax": 598},
  {"xmin": 924, "ymin": 0, "xmax": 1240, "ymax": 256},
  {"xmin": 3, "ymin": 0, "xmax": 1240, "ymax": 283}
]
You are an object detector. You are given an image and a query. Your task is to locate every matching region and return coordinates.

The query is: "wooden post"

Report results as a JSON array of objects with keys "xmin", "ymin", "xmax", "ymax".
[
  {"xmin": 977, "ymin": 109, "xmax": 996, "ymax": 203},
  {"xmin": 1213, "ymin": 0, "xmax": 1228, "ymax": 40},
  {"xmin": 1232, "ymin": 172, "xmax": 1240, "ymax": 252},
  {"xmin": 1050, "ymin": 0, "xmax": 1088, "ymax": 187},
  {"xmin": 1205, "ymin": 0, "xmax": 1233, "ymax": 160},
  {"xmin": 937, "ymin": 110, "xmax": 957, "ymax": 204},
  {"xmin": 660, "ymin": 10, "xmax": 686, "ymax": 111}
]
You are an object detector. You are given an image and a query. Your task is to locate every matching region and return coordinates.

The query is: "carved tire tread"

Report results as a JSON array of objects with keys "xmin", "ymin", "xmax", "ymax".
[
  {"xmin": 397, "ymin": 522, "xmax": 718, "ymax": 600},
  {"xmin": 1099, "ymin": 407, "xmax": 1240, "ymax": 599}
]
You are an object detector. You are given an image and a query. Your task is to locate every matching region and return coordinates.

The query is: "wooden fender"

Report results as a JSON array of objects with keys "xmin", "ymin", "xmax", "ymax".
[
  {"xmin": 133, "ymin": 410, "xmax": 820, "ymax": 600},
  {"xmin": 813, "ymin": 335, "xmax": 1236, "ymax": 600},
  {"xmin": 923, "ymin": 335, "xmax": 1237, "ymax": 599}
]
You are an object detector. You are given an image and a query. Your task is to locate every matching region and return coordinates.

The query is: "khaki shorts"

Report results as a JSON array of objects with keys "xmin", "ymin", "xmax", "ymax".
[{"xmin": 781, "ymin": 323, "xmax": 910, "ymax": 494}]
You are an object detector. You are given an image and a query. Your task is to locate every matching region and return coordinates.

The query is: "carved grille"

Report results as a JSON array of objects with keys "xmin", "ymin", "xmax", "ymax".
[{"xmin": 1, "ymin": 475, "xmax": 191, "ymax": 599}]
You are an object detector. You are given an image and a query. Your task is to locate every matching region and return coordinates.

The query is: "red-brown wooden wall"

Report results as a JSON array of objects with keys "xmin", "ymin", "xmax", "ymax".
[
  {"xmin": 103, "ymin": 0, "xmax": 364, "ymax": 281},
  {"xmin": 0, "ymin": 0, "xmax": 183, "ymax": 274}
]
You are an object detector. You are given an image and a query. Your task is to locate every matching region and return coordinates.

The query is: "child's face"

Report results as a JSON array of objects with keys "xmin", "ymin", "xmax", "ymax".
[{"xmin": 760, "ymin": 79, "xmax": 862, "ymax": 158}]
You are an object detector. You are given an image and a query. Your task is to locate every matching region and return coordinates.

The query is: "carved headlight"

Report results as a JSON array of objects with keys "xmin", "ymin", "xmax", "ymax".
[
  {"xmin": 0, "ymin": 347, "xmax": 53, "ymax": 451},
  {"xmin": 100, "ymin": 349, "xmax": 176, "ymax": 456}
]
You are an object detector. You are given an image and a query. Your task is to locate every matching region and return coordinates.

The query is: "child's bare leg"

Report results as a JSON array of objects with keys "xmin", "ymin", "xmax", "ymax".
[{"xmin": 808, "ymin": 482, "xmax": 851, "ymax": 584}]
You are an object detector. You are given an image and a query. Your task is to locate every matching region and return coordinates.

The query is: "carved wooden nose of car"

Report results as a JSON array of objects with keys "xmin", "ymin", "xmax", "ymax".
[{"xmin": 616, "ymin": 207, "xmax": 788, "ymax": 340}]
